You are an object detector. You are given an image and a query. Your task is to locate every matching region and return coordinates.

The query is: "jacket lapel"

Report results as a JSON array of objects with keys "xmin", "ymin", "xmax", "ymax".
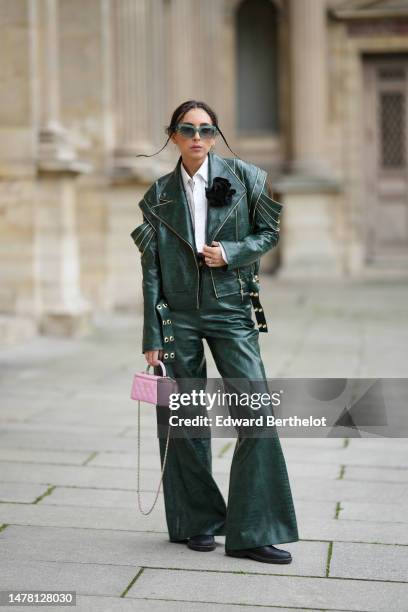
[
  {"xmin": 150, "ymin": 151, "xmax": 247, "ymax": 252},
  {"xmin": 206, "ymin": 151, "xmax": 246, "ymax": 245},
  {"xmin": 149, "ymin": 156, "xmax": 196, "ymax": 251}
]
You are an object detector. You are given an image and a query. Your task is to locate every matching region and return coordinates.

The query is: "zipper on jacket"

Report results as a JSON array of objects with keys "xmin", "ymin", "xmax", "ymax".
[
  {"xmin": 144, "ymin": 201, "xmax": 200, "ymax": 309},
  {"xmin": 235, "ymin": 207, "xmax": 244, "ymax": 302},
  {"xmin": 198, "ymin": 266, "xmax": 204, "ymax": 306},
  {"xmin": 209, "ymin": 268, "xmax": 219, "ymax": 298},
  {"xmin": 210, "ymin": 193, "xmax": 245, "ymax": 245}
]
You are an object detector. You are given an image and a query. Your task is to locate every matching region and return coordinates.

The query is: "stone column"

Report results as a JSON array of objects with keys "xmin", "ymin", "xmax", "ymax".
[
  {"xmin": 289, "ymin": 0, "xmax": 330, "ymax": 177},
  {"xmin": 111, "ymin": 0, "xmax": 172, "ymax": 183},
  {"xmin": 0, "ymin": 1, "xmax": 36, "ymax": 343},
  {"xmin": 274, "ymin": 0, "xmax": 342, "ymax": 278},
  {"xmin": 33, "ymin": 0, "xmax": 89, "ymax": 170},
  {"xmin": 33, "ymin": 172, "xmax": 91, "ymax": 336},
  {"xmin": 31, "ymin": 0, "xmax": 92, "ymax": 334}
]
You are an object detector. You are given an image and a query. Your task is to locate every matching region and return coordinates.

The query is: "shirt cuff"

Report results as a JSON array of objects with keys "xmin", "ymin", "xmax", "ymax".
[{"xmin": 218, "ymin": 241, "xmax": 228, "ymax": 264}]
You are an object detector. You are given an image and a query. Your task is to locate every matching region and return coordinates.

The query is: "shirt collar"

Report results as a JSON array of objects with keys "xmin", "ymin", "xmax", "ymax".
[{"xmin": 180, "ymin": 154, "xmax": 208, "ymax": 188}]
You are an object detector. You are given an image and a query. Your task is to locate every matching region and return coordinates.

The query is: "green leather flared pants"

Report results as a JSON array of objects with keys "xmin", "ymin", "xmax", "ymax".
[{"xmin": 153, "ymin": 266, "xmax": 299, "ymax": 550}]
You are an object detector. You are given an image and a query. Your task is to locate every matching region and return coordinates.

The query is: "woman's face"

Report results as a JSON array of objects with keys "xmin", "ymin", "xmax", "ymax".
[{"xmin": 170, "ymin": 108, "xmax": 216, "ymax": 163}]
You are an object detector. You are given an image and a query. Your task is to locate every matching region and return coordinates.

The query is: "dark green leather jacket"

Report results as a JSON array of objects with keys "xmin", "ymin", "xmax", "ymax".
[{"xmin": 130, "ymin": 151, "xmax": 282, "ymax": 362}]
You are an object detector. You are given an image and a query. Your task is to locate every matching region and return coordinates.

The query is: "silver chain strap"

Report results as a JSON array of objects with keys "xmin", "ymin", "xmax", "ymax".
[{"xmin": 136, "ymin": 397, "xmax": 172, "ymax": 515}]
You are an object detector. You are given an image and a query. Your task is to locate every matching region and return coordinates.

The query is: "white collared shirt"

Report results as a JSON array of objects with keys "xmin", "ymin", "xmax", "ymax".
[{"xmin": 180, "ymin": 155, "xmax": 228, "ymax": 263}]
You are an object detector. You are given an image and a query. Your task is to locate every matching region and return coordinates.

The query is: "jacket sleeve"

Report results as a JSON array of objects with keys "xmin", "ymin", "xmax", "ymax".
[
  {"xmin": 130, "ymin": 203, "xmax": 164, "ymax": 354},
  {"xmin": 218, "ymin": 177, "xmax": 282, "ymax": 271}
]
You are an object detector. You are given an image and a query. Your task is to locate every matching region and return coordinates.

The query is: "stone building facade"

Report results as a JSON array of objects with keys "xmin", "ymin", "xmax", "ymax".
[{"xmin": 1, "ymin": 0, "xmax": 407, "ymax": 343}]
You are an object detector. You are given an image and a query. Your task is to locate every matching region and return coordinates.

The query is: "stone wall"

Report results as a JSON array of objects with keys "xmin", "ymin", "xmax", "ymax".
[{"xmin": 1, "ymin": 0, "xmax": 408, "ymax": 345}]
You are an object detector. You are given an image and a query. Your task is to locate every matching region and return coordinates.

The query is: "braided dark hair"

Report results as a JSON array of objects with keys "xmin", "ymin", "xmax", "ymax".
[{"xmin": 135, "ymin": 99, "xmax": 241, "ymax": 159}]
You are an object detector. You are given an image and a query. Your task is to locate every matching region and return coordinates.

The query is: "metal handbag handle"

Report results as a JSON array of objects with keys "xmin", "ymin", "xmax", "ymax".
[
  {"xmin": 137, "ymin": 359, "xmax": 172, "ymax": 515},
  {"xmin": 136, "ymin": 400, "xmax": 171, "ymax": 515}
]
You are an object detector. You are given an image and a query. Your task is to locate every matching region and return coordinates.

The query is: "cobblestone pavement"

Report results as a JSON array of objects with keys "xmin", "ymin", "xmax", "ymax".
[{"xmin": 0, "ymin": 278, "xmax": 407, "ymax": 611}]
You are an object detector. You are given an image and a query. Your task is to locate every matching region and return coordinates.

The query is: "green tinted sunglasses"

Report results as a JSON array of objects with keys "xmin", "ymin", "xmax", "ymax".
[{"xmin": 175, "ymin": 123, "xmax": 218, "ymax": 139}]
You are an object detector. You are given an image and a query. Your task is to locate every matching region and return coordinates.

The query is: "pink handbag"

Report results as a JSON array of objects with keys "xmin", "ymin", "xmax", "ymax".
[{"xmin": 130, "ymin": 360, "xmax": 178, "ymax": 515}]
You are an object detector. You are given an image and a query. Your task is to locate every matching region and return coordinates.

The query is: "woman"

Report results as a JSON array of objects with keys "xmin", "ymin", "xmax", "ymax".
[{"xmin": 131, "ymin": 100, "xmax": 299, "ymax": 564}]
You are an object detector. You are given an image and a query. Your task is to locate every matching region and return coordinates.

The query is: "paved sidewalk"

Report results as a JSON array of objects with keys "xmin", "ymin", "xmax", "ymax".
[{"xmin": 0, "ymin": 278, "xmax": 407, "ymax": 611}]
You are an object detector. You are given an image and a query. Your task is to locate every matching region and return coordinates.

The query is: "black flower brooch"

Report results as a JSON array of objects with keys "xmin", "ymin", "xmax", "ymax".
[{"xmin": 205, "ymin": 177, "xmax": 236, "ymax": 207}]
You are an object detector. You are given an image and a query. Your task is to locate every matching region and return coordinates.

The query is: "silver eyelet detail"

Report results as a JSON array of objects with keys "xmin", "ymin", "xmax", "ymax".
[
  {"xmin": 169, "ymin": 335, "xmax": 174, "ymax": 341},
  {"xmin": 164, "ymin": 353, "xmax": 169, "ymax": 358},
  {"xmin": 170, "ymin": 352, "xmax": 175, "ymax": 358},
  {"xmin": 164, "ymin": 337, "xmax": 169, "ymax": 342},
  {"xmin": 157, "ymin": 305, "xmax": 162, "ymax": 310},
  {"xmin": 167, "ymin": 319, "xmax": 171, "ymax": 324},
  {"xmin": 162, "ymin": 320, "xmax": 167, "ymax": 325}
]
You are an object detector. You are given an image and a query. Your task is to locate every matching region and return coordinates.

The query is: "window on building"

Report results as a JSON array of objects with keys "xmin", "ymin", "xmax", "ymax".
[{"xmin": 236, "ymin": 0, "xmax": 279, "ymax": 135}]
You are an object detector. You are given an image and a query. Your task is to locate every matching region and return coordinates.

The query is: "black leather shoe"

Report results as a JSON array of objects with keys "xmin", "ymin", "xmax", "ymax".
[
  {"xmin": 187, "ymin": 534, "xmax": 216, "ymax": 551},
  {"xmin": 225, "ymin": 545, "xmax": 292, "ymax": 564}
]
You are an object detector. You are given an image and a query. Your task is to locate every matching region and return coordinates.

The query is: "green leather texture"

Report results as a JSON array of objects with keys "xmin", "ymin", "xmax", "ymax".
[
  {"xmin": 153, "ymin": 268, "xmax": 299, "ymax": 549},
  {"xmin": 130, "ymin": 151, "xmax": 282, "ymax": 361},
  {"xmin": 131, "ymin": 152, "xmax": 298, "ymax": 548}
]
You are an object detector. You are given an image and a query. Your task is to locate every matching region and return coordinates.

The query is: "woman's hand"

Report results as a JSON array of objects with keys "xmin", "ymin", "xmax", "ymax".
[
  {"xmin": 144, "ymin": 349, "xmax": 164, "ymax": 367},
  {"xmin": 202, "ymin": 241, "xmax": 226, "ymax": 267}
]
